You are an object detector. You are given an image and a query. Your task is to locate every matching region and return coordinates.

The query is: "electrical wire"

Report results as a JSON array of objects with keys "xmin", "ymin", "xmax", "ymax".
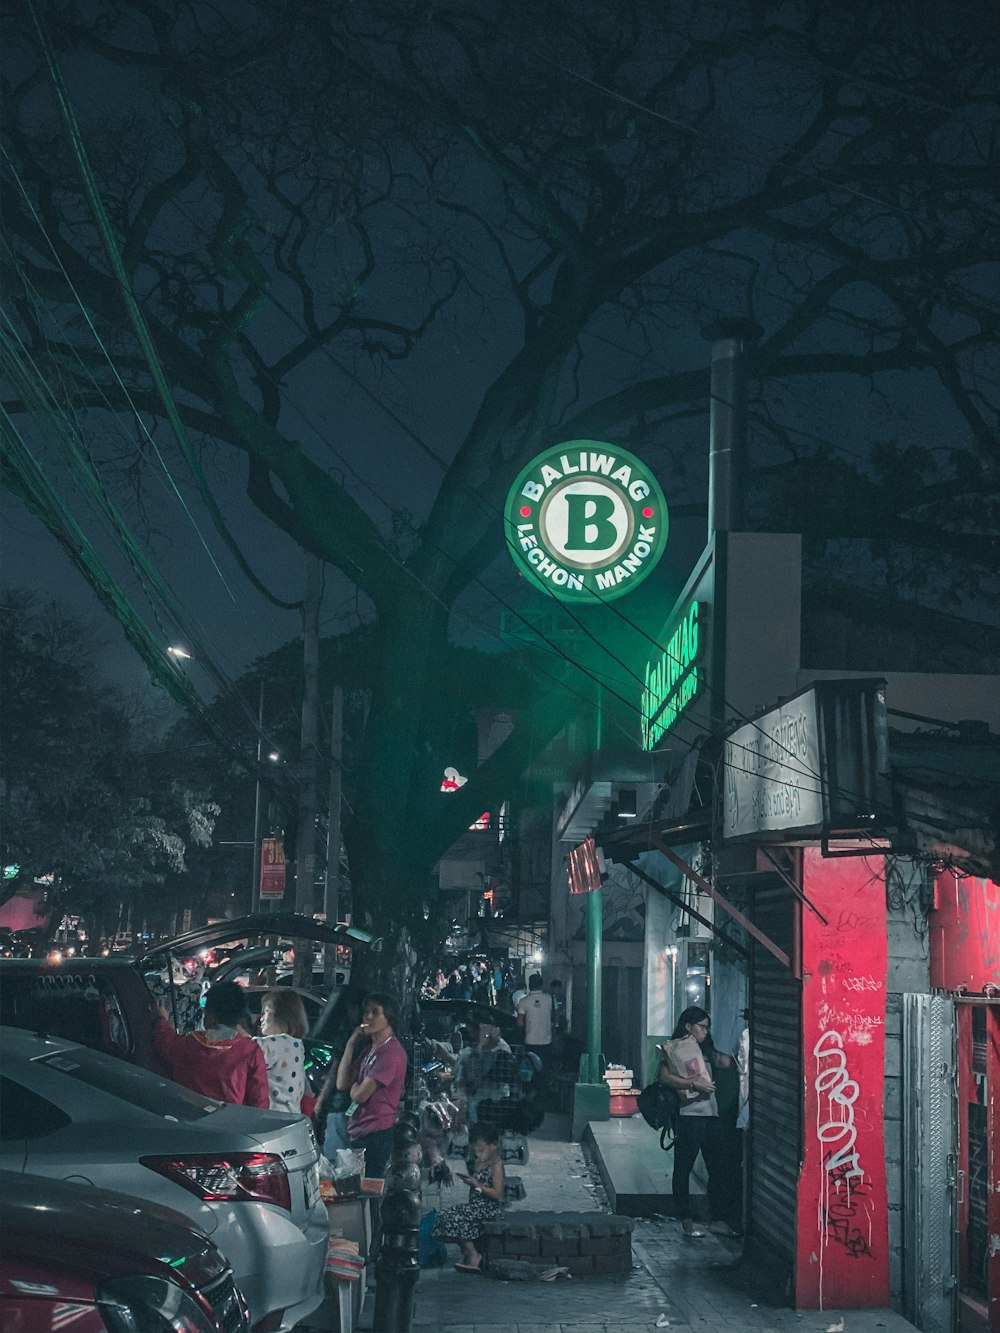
[
  {"xmin": 9, "ymin": 15, "xmax": 990, "ymax": 823},
  {"xmin": 0, "ymin": 295, "xmax": 288, "ymax": 756},
  {"xmin": 0, "ymin": 145, "xmax": 298, "ymax": 668},
  {"xmin": 21, "ymin": 4, "xmax": 300, "ymax": 614}
]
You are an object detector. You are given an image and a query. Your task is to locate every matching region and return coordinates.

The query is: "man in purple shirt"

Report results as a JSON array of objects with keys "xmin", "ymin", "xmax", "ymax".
[{"xmin": 335, "ymin": 992, "xmax": 407, "ymax": 1178}]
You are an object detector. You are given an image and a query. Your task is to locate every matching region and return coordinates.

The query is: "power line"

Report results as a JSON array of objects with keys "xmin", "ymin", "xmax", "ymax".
[
  {"xmin": 0, "ymin": 293, "xmax": 294, "ymax": 748},
  {"xmin": 21, "ymin": 3, "xmax": 299, "ymax": 615},
  {"xmin": 0, "ymin": 145, "xmax": 288, "ymax": 640}
]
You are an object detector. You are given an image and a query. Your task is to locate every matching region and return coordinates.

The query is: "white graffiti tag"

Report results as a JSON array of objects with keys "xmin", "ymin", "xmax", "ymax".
[{"xmin": 813, "ymin": 1029, "xmax": 864, "ymax": 1181}]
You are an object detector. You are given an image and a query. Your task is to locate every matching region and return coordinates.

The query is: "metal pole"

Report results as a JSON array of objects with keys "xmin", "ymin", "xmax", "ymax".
[
  {"xmin": 373, "ymin": 1113, "xmax": 422, "ymax": 1333},
  {"xmin": 251, "ymin": 680, "xmax": 264, "ymax": 913},
  {"xmin": 323, "ymin": 684, "xmax": 343, "ymax": 988},
  {"xmin": 586, "ymin": 885, "xmax": 603, "ymax": 1083},
  {"xmin": 293, "ymin": 555, "xmax": 322, "ymax": 984},
  {"xmin": 703, "ymin": 317, "xmax": 762, "ymax": 540}
]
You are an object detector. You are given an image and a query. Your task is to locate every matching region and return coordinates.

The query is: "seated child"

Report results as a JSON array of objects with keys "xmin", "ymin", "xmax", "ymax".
[{"xmin": 433, "ymin": 1122, "xmax": 506, "ymax": 1272}]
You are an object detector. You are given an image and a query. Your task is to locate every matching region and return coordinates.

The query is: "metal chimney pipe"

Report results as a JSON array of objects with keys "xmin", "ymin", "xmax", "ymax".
[{"xmin": 702, "ymin": 317, "xmax": 762, "ymax": 540}]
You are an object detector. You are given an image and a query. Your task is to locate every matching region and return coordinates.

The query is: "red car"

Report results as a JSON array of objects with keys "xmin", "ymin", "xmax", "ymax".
[{"xmin": 0, "ymin": 1171, "xmax": 249, "ymax": 1332}]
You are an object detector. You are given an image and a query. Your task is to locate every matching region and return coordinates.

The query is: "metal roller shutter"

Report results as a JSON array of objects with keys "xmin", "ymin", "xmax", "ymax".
[{"xmin": 748, "ymin": 875, "xmax": 801, "ymax": 1291}]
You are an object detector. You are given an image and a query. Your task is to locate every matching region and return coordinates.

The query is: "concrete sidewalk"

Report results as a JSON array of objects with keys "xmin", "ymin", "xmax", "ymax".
[{"xmin": 358, "ymin": 1114, "xmax": 918, "ymax": 1333}]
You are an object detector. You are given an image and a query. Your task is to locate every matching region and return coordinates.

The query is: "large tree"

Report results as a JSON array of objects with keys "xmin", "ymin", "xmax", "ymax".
[{"xmin": 3, "ymin": 1, "xmax": 998, "ymax": 981}]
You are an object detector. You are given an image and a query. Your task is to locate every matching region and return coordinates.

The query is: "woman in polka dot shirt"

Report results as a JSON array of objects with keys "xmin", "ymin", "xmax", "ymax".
[{"xmin": 254, "ymin": 989, "xmax": 308, "ymax": 1114}]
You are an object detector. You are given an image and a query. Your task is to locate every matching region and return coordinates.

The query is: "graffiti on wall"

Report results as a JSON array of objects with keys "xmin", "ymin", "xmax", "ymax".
[{"xmin": 797, "ymin": 848, "xmax": 889, "ymax": 1309}]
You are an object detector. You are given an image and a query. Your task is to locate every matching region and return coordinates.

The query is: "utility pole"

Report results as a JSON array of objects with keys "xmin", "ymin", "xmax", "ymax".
[
  {"xmin": 251, "ymin": 680, "xmax": 265, "ymax": 913},
  {"xmin": 323, "ymin": 683, "xmax": 344, "ymax": 988},
  {"xmin": 703, "ymin": 317, "xmax": 761, "ymax": 542},
  {"xmin": 293, "ymin": 555, "xmax": 322, "ymax": 985}
]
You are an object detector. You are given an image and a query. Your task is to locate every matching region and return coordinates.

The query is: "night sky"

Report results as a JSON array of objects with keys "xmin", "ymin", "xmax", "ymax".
[{"xmin": 3, "ymin": 1, "xmax": 997, "ymax": 713}]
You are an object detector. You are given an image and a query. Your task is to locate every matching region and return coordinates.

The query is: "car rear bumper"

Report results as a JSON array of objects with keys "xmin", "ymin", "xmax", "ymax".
[{"xmin": 215, "ymin": 1198, "xmax": 328, "ymax": 1331}]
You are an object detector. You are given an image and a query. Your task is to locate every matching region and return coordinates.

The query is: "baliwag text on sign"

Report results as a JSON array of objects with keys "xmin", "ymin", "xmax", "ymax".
[
  {"xmin": 505, "ymin": 441, "xmax": 668, "ymax": 602},
  {"xmin": 641, "ymin": 597, "xmax": 702, "ymax": 750}
]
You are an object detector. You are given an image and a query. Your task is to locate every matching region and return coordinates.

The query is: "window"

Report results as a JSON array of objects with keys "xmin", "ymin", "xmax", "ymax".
[
  {"xmin": 0, "ymin": 1077, "xmax": 71, "ymax": 1140},
  {"xmin": 36, "ymin": 1048, "xmax": 218, "ymax": 1122}
]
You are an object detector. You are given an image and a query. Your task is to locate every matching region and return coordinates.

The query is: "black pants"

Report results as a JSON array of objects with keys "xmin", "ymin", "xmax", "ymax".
[
  {"xmin": 671, "ymin": 1115, "xmax": 731, "ymax": 1223},
  {"xmin": 351, "ymin": 1125, "xmax": 395, "ymax": 1178},
  {"xmin": 351, "ymin": 1126, "xmax": 395, "ymax": 1267}
]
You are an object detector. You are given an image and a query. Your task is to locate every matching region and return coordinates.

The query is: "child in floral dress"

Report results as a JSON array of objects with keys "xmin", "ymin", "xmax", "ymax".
[{"xmin": 434, "ymin": 1122, "xmax": 506, "ymax": 1271}]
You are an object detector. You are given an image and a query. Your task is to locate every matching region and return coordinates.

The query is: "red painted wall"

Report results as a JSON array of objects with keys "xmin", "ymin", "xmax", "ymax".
[
  {"xmin": 987, "ymin": 1008, "xmax": 1000, "ymax": 1333},
  {"xmin": 930, "ymin": 872, "xmax": 1000, "ymax": 991},
  {"xmin": 796, "ymin": 848, "xmax": 890, "ymax": 1309}
]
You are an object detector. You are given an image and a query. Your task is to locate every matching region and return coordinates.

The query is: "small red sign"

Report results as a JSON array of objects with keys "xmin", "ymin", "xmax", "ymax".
[
  {"xmin": 259, "ymin": 838, "xmax": 286, "ymax": 900},
  {"xmin": 797, "ymin": 848, "xmax": 889, "ymax": 1309}
]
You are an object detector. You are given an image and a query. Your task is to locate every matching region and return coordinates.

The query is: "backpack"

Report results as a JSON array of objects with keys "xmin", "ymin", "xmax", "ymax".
[{"xmin": 636, "ymin": 1080, "xmax": 681, "ymax": 1151}]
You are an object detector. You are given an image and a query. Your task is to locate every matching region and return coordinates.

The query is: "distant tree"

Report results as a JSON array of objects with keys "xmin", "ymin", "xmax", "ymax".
[
  {"xmin": 2, "ymin": 1, "xmax": 997, "ymax": 988},
  {"xmin": 0, "ymin": 590, "xmax": 218, "ymax": 936}
]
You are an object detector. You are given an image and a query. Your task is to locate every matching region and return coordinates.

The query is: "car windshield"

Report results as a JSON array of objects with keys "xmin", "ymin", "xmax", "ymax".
[{"xmin": 36, "ymin": 1048, "xmax": 219, "ymax": 1122}]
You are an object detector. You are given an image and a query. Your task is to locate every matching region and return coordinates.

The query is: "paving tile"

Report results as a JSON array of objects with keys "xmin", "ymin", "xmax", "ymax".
[{"xmin": 362, "ymin": 1113, "xmax": 919, "ymax": 1333}]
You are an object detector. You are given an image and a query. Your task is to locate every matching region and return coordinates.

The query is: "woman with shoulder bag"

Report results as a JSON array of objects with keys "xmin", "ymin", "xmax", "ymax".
[{"xmin": 657, "ymin": 1006, "xmax": 740, "ymax": 1239}]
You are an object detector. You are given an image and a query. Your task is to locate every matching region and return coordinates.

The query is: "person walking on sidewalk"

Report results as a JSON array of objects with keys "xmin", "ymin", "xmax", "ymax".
[
  {"xmin": 657, "ymin": 1005, "xmax": 740, "ymax": 1239},
  {"xmin": 517, "ymin": 973, "xmax": 553, "ymax": 1071}
]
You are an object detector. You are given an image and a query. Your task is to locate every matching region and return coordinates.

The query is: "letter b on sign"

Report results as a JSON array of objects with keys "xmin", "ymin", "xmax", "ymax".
[{"xmin": 565, "ymin": 493, "xmax": 617, "ymax": 550}]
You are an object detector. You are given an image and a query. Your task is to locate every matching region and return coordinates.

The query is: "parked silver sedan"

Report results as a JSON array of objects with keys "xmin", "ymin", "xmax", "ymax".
[{"xmin": 0, "ymin": 1026, "xmax": 328, "ymax": 1332}]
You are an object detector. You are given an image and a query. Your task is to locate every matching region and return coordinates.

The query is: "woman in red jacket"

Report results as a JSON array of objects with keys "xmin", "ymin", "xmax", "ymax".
[{"xmin": 154, "ymin": 980, "xmax": 269, "ymax": 1108}]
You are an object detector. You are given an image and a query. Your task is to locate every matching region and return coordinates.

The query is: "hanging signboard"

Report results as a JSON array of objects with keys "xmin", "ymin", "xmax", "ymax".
[
  {"xmin": 797, "ymin": 847, "xmax": 889, "ymax": 1308},
  {"xmin": 566, "ymin": 837, "xmax": 603, "ymax": 894},
  {"xmin": 723, "ymin": 689, "xmax": 824, "ymax": 838},
  {"xmin": 505, "ymin": 441, "xmax": 668, "ymax": 602},
  {"xmin": 259, "ymin": 837, "xmax": 286, "ymax": 900}
]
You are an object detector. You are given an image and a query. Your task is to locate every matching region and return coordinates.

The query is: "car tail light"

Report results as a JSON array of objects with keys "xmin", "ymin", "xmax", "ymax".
[{"xmin": 140, "ymin": 1152, "xmax": 291, "ymax": 1212}]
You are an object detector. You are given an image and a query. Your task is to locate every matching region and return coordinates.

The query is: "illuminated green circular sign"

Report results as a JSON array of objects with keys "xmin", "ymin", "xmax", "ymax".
[{"xmin": 505, "ymin": 441, "xmax": 668, "ymax": 602}]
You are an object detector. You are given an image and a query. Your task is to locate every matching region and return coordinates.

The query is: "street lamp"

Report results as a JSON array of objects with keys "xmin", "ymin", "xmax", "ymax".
[{"xmin": 167, "ymin": 645, "xmax": 192, "ymax": 659}]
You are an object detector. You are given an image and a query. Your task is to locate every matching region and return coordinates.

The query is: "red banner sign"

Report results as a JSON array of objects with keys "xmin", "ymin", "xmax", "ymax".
[
  {"xmin": 930, "ymin": 872, "xmax": 1000, "ymax": 991},
  {"xmin": 797, "ymin": 848, "xmax": 889, "ymax": 1309},
  {"xmin": 259, "ymin": 838, "xmax": 286, "ymax": 900},
  {"xmin": 566, "ymin": 837, "xmax": 602, "ymax": 894}
]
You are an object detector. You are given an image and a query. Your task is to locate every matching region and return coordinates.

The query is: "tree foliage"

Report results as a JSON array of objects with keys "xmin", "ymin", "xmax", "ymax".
[
  {"xmin": 2, "ymin": 0, "xmax": 998, "ymax": 966},
  {"xmin": 0, "ymin": 590, "xmax": 219, "ymax": 932}
]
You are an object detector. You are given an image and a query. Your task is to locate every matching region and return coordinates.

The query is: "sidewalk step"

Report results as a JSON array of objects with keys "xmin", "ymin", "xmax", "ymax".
[{"xmin": 584, "ymin": 1118, "xmax": 707, "ymax": 1217}]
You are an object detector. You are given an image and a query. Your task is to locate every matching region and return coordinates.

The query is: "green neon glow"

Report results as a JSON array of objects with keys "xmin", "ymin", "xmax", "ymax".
[{"xmin": 641, "ymin": 599, "xmax": 703, "ymax": 749}]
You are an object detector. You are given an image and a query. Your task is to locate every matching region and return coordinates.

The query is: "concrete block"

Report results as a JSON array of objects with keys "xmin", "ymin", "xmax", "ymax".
[
  {"xmin": 502, "ymin": 1234, "xmax": 540, "ymax": 1257},
  {"xmin": 565, "ymin": 1255, "xmax": 595, "ymax": 1275},
  {"xmin": 884, "ymin": 1077, "xmax": 901, "ymax": 1120},
  {"xmin": 884, "ymin": 1033, "xmax": 902, "ymax": 1077},
  {"xmin": 540, "ymin": 1234, "xmax": 578, "ymax": 1257},
  {"xmin": 592, "ymin": 1252, "xmax": 631, "ymax": 1275},
  {"xmin": 579, "ymin": 1235, "xmax": 616, "ymax": 1255}
]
